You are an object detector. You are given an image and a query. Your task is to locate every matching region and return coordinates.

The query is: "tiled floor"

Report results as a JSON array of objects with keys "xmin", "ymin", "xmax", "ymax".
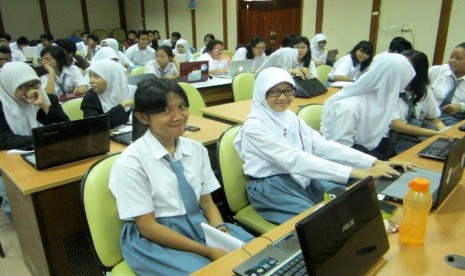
[{"xmin": 0, "ymin": 210, "xmax": 31, "ymax": 276}]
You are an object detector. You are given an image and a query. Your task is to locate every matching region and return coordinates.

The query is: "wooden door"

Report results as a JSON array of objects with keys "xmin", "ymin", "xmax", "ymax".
[{"xmin": 237, "ymin": 0, "xmax": 302, "ymax": 53}]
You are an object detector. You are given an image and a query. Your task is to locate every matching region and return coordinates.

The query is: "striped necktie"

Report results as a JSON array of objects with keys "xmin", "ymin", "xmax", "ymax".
[{"xmin": 440, "ymin": 76, "xmax": 463, "ymax": 108}]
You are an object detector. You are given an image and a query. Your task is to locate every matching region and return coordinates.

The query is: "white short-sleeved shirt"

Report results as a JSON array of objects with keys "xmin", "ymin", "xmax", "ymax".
[
  {"xmin": 197, "ymin": 52, "xmax": 229, "ymax": 71},
  {"xmin": 124, "ymin": 44, "xmax": 155, "ymax": 66},
  {"xmin": 394, "ymin": 88, "xmax": 441, "ymax": 122},
  {"xmin": 109, "ymin": 132, "xmax": 220, "ymax": 220},
  {"xmin": 239, "ymin": 117, "xmax": 375, "ymax": 186},
  {"xmin": 40, "ymin": 65, "xmax": 87, "ymax": 96},
  {"xmin": 76, "ymin": 41, "xmax": 86, "ymax": 53},
  {"xmin": 11, "ymin": 49, "xmax": 26, "ymax": 62},
  {"xmin": 328, "ymin": 54, "xmax": 362, "ymax": 80},
  {"xmin": 144, "ymin": 60, "xmax": 178, "ymax": 78},
  {"xmin": 232, "ymin": 47, "xmax": 267, "ymax": 71},
  {"xmin": 429, "ymin": 64, "xmax": 465, "ymax": 107}
]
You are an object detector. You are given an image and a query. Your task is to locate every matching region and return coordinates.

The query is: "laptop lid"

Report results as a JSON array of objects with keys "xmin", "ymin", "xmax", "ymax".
[
  {"xmin": 296, "ymin": 177, "xmax": 388, "ymax": 275},
  {"xmin": 293, "ymin": 77, "xmax": 328, "ymax": 98},
  {"xmin": 110, "ymin": 112, "xmax": 148, "ymax": 146},
  {"xmin": 217, "ymin": 60, "xmax": 253, "ymax": 78},
  {"xmin": 326, "ymin": 49, "xmax": 338, "ymax": 66},
  {"xmin": 23, "ymin": 115, "xmax": 110, "ymax": 170},
  {"xmin": 127, "ymin": 73, "xmax": 156, "ymax": 86},
  {"xmin": 417, "ymin": 137, "xmax": 461, "ymax": 161},
  {"xmin": 23, "ymin": 46, "xmax": 36, "ymax": 59},
  {"xmin": 179, "ymin": 60, "xmax": 209, "ymax": 83}
]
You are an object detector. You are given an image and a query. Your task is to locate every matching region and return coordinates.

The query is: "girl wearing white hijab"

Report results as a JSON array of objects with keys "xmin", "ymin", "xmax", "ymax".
[
  {"xmin": 233, "ymin": 67, "xmax": 410, "ymax": 224},
  {"xmin": 101, "ymin": 38, "xmax": 134, "ymax": 68},
  {"xmin": 310, "ymin": 34, "xmax": 327, "ymax": 66},
  {"xmin": 173, "ymin": 39, "xmax": 193, "ymax": 62},
  {"xmin": 255, "ymin": 48, "xmax": 309, "ymax": 79},
  {"xmin": 321, "ymin": 53, "xmax": 416, "ymax": 160},
  {"xmin": 81, "ymin": 60, "xmax": 136, "ymax": 128},
  {"xmin": 0, "ymin": 62, "xmax": 69, "ymax": 150},
  {"xmin": 91, "ymin": 47, "xmax": 119, "ymax": 62}
]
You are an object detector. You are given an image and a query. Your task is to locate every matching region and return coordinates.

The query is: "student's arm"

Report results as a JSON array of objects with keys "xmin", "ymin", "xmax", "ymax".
[
  {"xmin": 36, "ymin": 94, "xmax": 70, "ymax": 124},
  {"xmin": 390, "ymin": 119, "xmax": 440, "ymax": 137},
  {"xmin": 199, "ymin": 194, "xmax": 225, "ymax": 230},
  {"xmin": 135, "ymin": 212, "xmax": 228, "ymax": 261},
  {"xmin": 430, "ymin": 118, "xmax": 446, "ymax": 130},
  {"xmin": 42, "ymin": 65, "xmax": 57, "ymax": 95},
  {"xmin": 330, "ymin": 56, "xmax": 356, "ymax": 82},
  {"xmin": 0, "ymin": 102, "xmax": 33, "ymax": 150},
  {"xmin": 81, "ymin": 90, "xmax": 131, "ymax": 128}
]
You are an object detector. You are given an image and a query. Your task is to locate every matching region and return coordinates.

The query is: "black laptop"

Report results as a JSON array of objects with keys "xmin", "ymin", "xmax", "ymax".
[
  {"xmin": 325, "ymin": 49, "xmax": 338, "ymax": 67},
  {"xmin": 376, "ymin": 136, "xmax": 465, "ymax": 209},
  {"xmin": 293, "ymin": 77, "xmax": 328, "ymax": 98},
  {"xmin": 21, "ymin": 115, "xmax": 110, "ymax": 170},
  {"xmin": 417, "ymin": 137, "xmax": 461, "ymax": 161},
  {"xmin": 233, "ymin": 177, "xmax": 389, "ymax": 276},
  {"xmin": 110, "ymin": 112, "xmax": 148, "ymax": 146}
]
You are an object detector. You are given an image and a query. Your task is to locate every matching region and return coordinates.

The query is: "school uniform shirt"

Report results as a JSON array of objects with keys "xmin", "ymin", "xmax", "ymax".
[
  {"xmin": 125, "ymin": 44, "xmax": 155, "ymax": 66},
  {"xmin": 255, "ymin": 48, "xmax": 298, "ymax": 75},
  {"xmin": 321, "ymin": 53, "xmax": 415, "ymax": 150},
  {"xmin": 101, "ymin": 38, "xmax": 134, "ymax": 67},
  {"xmin": 85, "ymin": 45, "xmax": 102, "ymax": 60},
  {"xmin": 310, "ymin": 34, "xmax": 327, "ymax": 64},
  {"xmin": 109, "ymin": 133, "xmax": 220, "ymax": 220},
  {"xmin": 234, "ymin": 67, "xmax": 376, "ymax": 188},
  {"xmin": 197, "ymin": 52, "xmax": 229, "ymax": 71},
  {"xmin": 9, "ymin": 42, "xmax": 21, "ymax": 52},
  {"xmin": 232, "ymin": 47, "xmax": 267, "ymax": 71},
  {"xmin": 40, "ymin": 65, "xmax": 87, "ymax": 96},
  {"xmin": 295, "ymin": 60, "xmax": 317, "ymax": 78},
  {"xmin": 328, "ymin": 54, "xmax": 362, "ymax": 81},
  {"xmin": 11, "ymin": 49, "xmax": 26, "ymax": 62},
  {"xmin": 75, "ymin": 41, "xmax": 86, "ymax": 53},
  {"xmin": 395, "ymin": 88, "xmax": 441, "ymax": 123},
  {"xmin": 0, "ymin": 62, "xmax": 69, "ymax": 150},
  {"xmin": 429, "ymin": 64, "xmax": 465, "ymax": 107},
  {"xmin": 144, "ymin": 60, "xmax": 178, "ymax": 78}
]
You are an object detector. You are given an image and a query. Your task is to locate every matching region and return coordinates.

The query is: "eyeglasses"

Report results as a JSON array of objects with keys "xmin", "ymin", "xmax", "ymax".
[
  {"xmin": 267, "ymin": 87, "xmax": 296, "ymax": 97},
  {"xmin": 254, "ymin": 46, "xmax": 266, "ymax": 51},
  {"xmin": 213, "ymin": 48, "xmax": 224, "ymax": 52},
  {"xmin": 317, "ymin": 41, "xmax": 327, "ymax": 45},
  {"xmin": 293, "ymin": 45, "xmax": 308, "ymax": 50},
  {"xmin": 18, "ymin": 81, "xmax": 40, "ymax": 92}
]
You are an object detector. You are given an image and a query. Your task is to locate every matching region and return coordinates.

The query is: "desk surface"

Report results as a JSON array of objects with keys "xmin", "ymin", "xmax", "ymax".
[
  {"xmin": 183, "ymin": 115, "xmax": 232, "ymax": 146},
  {"xmin": 190, "ymin": 76, "xmax": 232, "ymax": 89},
  {"xmin": 193, "ymin": 123, "xmax": 465, "ymax": 276},
  {"xmin": 200, "ymin": 87, "xmax": 340, "ymax": 124}
]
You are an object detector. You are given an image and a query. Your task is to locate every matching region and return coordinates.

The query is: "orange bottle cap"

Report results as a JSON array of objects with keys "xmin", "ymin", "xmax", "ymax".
[{"xmin": 409, "ymin": 177, "xmax": 430, "ymax": 192}]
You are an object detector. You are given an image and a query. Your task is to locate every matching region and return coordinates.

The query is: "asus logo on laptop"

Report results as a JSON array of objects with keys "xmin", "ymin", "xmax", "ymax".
[{"xmin": 342, "ymin": 218, "xmax": 355, "ymax": 232}]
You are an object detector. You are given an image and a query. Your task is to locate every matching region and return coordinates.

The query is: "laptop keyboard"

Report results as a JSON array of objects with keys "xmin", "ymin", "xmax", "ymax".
[
  {"xmin": 271, "ymin": 252, "xmax": 307, "ymax": 276},
  {"xmin": 111, "ymin": 131, "xmax": 132, "ymax": 145}
]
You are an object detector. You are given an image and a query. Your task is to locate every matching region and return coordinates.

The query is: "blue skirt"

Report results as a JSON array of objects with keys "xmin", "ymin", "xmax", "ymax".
[
  {"xmin": 121, "ymin": 212, "xmax": 254, "ymax": 275},
  {"xmin": 247, "ymin": 174, "xmax": 344, "ymax": 224}
]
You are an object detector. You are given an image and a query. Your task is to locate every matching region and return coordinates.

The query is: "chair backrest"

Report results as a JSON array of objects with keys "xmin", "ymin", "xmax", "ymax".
[
  {"xmin": 81, "ymin": 153, "xmax": 124, "ymax": 269},
  {"xmin": 93, "ymin": 29, "xmax": 109, "ymax": 40},
  {"xmin": 232, "ymin": 73, "xmax": 255, "ymax": 102},
  {"xmin": 217, "ymin": 125, "xmax": 250, "ymax": 212},
  {"xmin": 178, "ymin": 82, "xmax": 206, "ymax": 117},
  {"xmin": 316, "ymin": 65, "xmax": 332, "ymax": 84},
  {"xmin": 112, "ymin": 28, "xmax": 126, "ymax": 44},
  {"xmin": 74, "ymin": 29, "xmax": 85, "ymax": 38},
  {"xmin": 62, "ymin": 97, "xmax": 84, "ymax": 121},
  {"xmin": 130, "ymin": 66, "xmax": 145, "ymax": 75},
  {"xmin": 297, "ymin": 104, "xmax": 324, "ymax": 131},
  {"xmin": 192, "ymin": 52, "xmax": 201, "ymax": 61},
  {"xmin": 222, "ymin": 50, "xmax": 235, "ymax": 59}
]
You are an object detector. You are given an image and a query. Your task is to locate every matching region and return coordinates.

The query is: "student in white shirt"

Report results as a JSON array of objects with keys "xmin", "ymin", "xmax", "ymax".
[
  {"xmin": 234, "ymin": 67, "xmax": 410, "ymax": 224},
  {"xmin": 109, "ymin": 78, "xmax": 253, "ymax": 275},
  {"xmin": 328, "ymin": 40, "xmax": 373, "ymax": 82},
  {"xmin": 39, "ymin": 46, "xmax": 87, "ymax": 97},
  {"xmin": 387, "ymin": 37, "xmax": 413, "ymax": 53},
  {"xmin": 75, "ymin": 31, "xmax": 89, "ymax": 53},
  {"xmin": 198, "ymin": 39, "xmax": 231, "ymax": 76},
  {"xmin": 144, "ymin": 45, "xmax": 179, "ymax": 79},
  {"xmin": 125, "ymin": 30, "xmax": 155, "ymax": 66},
  {"xmin": 173, "ymin": 39, "xmax": 194, "ymax": 62},
  {"xmin": 321, "ymin": 53, "xmax": 416, "ymax": 160},
  {"xmin": 429, "ymin": 42, "xmax": 465, "ymax": 126},
  {"xmin": 34, "ymin": 33, "xmax": 55, "ymax": 58},
  {"xmin": 85, "ymin": 35, "xmax": 101, "ymax": 61},
  {"xmin": 0, "ymin": 33, "xmax": 26, "ymax": 62},
  {"xmin": 162, "ymin": 31, "xmax": 181, "ymax": 50},
  {"xmin": 232, "ymin": 35, "xmax": 267, "ymax": 73},
  {"xmin": 198, "ymin": 33, "xmax": 215, "ymax": 55},
  {"xmin": 310, "ymin": 33, "xmax": 328, "ymax": 66},
  {"xmin": 101, "ymin": 38, "xmax": 133, "ymax": 68},
  {"xmin": 390, "ymin": 50, "xmax": 444, "ymax": 153},
  {"xmin": 292, "ymin": 36, "xmax": 317, "ymax": 78},
  {"xmin": 255, "ymin": 48, "xmax": 309, "ymax": 80},
  {"xmin": 9, "ymin": 36, "xmax": 29, "ymax": 54},
  {"xmin": 0, "ymin": 46, "xmax": 12, "ymax": 71}
]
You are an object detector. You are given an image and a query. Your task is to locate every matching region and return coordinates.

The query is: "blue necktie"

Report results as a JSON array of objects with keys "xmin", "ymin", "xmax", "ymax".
[
  {"xmin": 400, "ymin": 92, "xmax": 415, "ymax": 122},
  {"xmin": 163, "ymin": 155, "xmax": 200, "ymax": 214},
  {"xmin": 440, "ymin": 77, "xmax": 463, "ymax": 108}
]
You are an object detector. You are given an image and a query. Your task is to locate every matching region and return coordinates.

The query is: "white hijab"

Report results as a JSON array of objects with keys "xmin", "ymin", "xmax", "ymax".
[
  {"xmin": 321, "ymin": 53, "xmax": 415, "ymax": 147},
  {"xmin": 235, "ymin": 67, "xmax": 304, "ymax": 154},
  {"xmin": 87, "ymin": 60, "xmax": 135, "ymax": 112},
  {"xmin": 310, "ymin": 34, "xmax": 327, "ymax": 61},
  {"xmin": 255, "ymin": 48, "xmax": 298, "ymax": 76},
  {"xmin": 102, "ymin": 38, "xmax": 128, "ymax": 65},
  {"xmin": 173, "ymin": 39, "xmax": 193, "ymax": 61},
  {"xmin": 92, "ymin": 47, "xmax": 118, "ymax": 62},
  {"xmin": 0, "ymin": 62, "xmax": 51, "ymax": 135}
]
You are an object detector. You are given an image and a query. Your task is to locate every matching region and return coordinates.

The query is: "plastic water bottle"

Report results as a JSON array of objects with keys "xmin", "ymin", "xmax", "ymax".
[{"xmin": 399, "ymin": 177, "xmax": 433, "ymax": 245}]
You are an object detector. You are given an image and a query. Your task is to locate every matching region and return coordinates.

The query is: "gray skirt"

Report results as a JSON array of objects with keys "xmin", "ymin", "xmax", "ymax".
[{"xmin": 247, "ymin": 174, "xmax": 344, "ymax": 224}]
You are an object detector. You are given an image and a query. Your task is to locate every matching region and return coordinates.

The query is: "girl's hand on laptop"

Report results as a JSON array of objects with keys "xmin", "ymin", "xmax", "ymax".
[
  {"xmin": 374, "ymin": 160, "xmax": 416, "ymax": 173},
  {"xmin": 351, "ymin": 165, "xmax": 400, "ymax": 180}
]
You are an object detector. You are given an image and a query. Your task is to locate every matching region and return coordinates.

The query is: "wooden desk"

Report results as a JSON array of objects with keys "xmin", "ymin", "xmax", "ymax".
[
  {"xmin": 0, "ymin": 142, "xmax": 126, "ymax": 276},
  {"xmin": 200, "ymin": 87, "xmax": 340, "ymax": 124},
  {"xmin": 183, "ymin": 116, "xmax": 232, "ymax": 146},
  {"xmin": 192, "ymin": 77, "xmax": 233, "ymax": 106}
]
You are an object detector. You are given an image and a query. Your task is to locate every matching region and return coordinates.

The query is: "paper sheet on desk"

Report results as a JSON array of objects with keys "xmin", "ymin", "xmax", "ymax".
[
  {"xmin": 7, "ymin": 149, "xmax": 34, "ymax": 155},
  {"xmin": 330, "ymin": 81, "xmax": 352, "ymax": 88},
  {"xmin": 111, "ymin": 124, "xmax": 132, "ymax": 134},
  {"xmin": 201, "ymin": 223, "xmax": 243, "ymax": 252}
]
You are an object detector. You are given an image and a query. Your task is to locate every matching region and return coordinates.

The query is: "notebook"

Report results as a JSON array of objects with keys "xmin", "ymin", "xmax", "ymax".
[
  {"xmin": 325, "ymin": 49, "xmax": 338, "ymax": 66},
  {"xmin": 127, "ymin": 73, "xmax": 157, "ymax": 86},
  {"xmin": 417, "ymin": 137, "xmax": 461, "ymax": 161},
  {"xmin": 216, "ymin": 59, "xmax": 253, "ymax": 79},
  {"xmin": 233, "ymin": 177, "xmax": 389, "ymax": 276},
  {"xmin": 21, "ymin": 115, "xmax": 110, "ymax": 170},
  {"xmin": 293, "ymin": 77, "xmax": 328, "ymax": 98},
  {"xmin": 375, "ymin": 136, "xmax": 465, "ymax": 209},
  {"xmin": 110, "ymin": 112, "xmax": 148, "ymax": 146},
  {"xmin": 179, "ymin": 60, "xmax": 209, "ymax": 83}
]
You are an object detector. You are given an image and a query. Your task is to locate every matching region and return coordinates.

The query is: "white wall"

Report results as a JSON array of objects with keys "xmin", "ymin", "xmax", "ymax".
[
  {"xmin": 444, "ymin": 0, "xmax": 465, "ymax": 64},
  {"xmin": 45, "ymin": 0, "xmax": 84, "ymax": 38},
  {"xmin": 144, "ymin": 0, "xmax": 166, "ymax": 36},
  {"xmin": 1, "ymin": 0, "xmax": 44, "ymax": 40},
  {"xmin": 301, "ymin": 0, "xmax": 317, "ymax": 39}
]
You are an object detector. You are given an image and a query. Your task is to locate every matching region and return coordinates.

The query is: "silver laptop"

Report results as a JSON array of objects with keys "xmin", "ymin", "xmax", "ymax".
[
  {"xmin": 23, "ymin": 46, "xmax": 36, "ymax": 59},
  {"xmin": 375, "ymin": 136, "xmax": 465, "ymax": 209},
  {"xmin": 216, "ymin": 59, "xmax": 253, "ymax": 79},
  {"xmin": 234, "ymin": 177, "xmax": 389, "ymax": 275}
]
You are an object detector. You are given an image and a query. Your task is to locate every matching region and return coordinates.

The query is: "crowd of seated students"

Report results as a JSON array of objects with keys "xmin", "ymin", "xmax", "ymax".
[{"xmin": 1, "ymin": 27, "xmax": 465, "ymax": 275}]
